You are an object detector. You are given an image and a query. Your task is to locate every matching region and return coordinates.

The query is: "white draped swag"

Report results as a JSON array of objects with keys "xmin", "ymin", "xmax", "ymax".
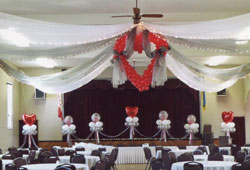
[{"xmin": 0, "ymin": 12, "xmax": 250, "ymax": 94}]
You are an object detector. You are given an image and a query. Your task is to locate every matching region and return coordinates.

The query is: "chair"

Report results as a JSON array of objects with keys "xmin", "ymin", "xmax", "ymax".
[
  {"xmin": 55, "ymin": 164, "xmax": 76, "ymax": 170},
  {"xmin": 51, "ymin": 148, "xmax": 58, "ymax": 157},
  {"xmin": 91, "ymin": 150, "xmax": 101, "ymax": 158},
  {"xmin": 105, "ymin": 148, "xmax": 118, "ymax": 170},
  {"xmin": 207, "ymin": 153, "xmax": 223, "ymax": 161},
  {"xmin": 193, "ymin": 150, "xmax": 203, "ymax": 155},
  {"xmin": 178, "ymin": 146, "xmax": 186, "ymax": 150},
  {"xmin": 168, "ymin": 152, "xmax": 177, "ymax": 167},
  {"xmin": 10, "ymin": 151, "xmax": 22, "ymax": 158},
  {"xmin": 43, "ymin": 156, "xmax": 58, "ymax": 163},
  {"xmin": 75, "ymin": 147, "xmax": 85, "ymax": 151},
  {"xmin": 29, "ymin": 146, "xmax": 38, "ymax": 151},
  {"xmin": 13, "ymin": 158, "xmax": 27, "ymax": 167},
  {"xmin": 161, "ymin": 148, "xmax": 171, "ymax": 170},
  {"xmin": 91, "ymin": 159, "xmax": 107, "ymax": 170},
  {"xmin": 184, "ymin": 162, "xmax": 203, "ymax": 170},
  {"xmin": 58, "ymin": 148, "xmax": 66, "ymax": 156},
  {"xmin": 65, "ymin": 150, "xmax": 76, "ymax": 156},
  {"xmin": 2, "ymin": 154, "xmax": 16, "ymax": 160},
  {"xmin": 245, "ymin": 155, "xmax": 250, "ymax": 161},
  {"xmin": 5, "ymin": 163, "xmax": 28, "ymax": 170},
  {"xmin": 220, "ymin": 149, "xmax": 229, "ymax": 155},
  {"xmin": 155, "ymin": 146, "xmax": 163, "ymax": 153},
  {"xmin": 236, "ymin": 151, "xmax": 247, "ymax": 163},
  {"xmin": 197, "ymin": 146, "xmax": 207, "ymax": 154},
  {"xmin": 211, "ymin": 146, "xmax": 219, "ymax": 154},
  {"xmin": 0, "ymin": 148, "xmax": 3, "ymax": 154},
  {"xmin": 0, "ymin": 159, "xmax": 2, "ymax": 170},
  {"xmin": 177, "ymin": 153, "xmax": 194, "ymax": 162},
  {"xmin": 19, "ymin": 150, "xmax": 29, "ymax": 155},
  {"xmin": 38, "ymin": 151, "xmax": 53, "ymax": 163},
  {"xmin": 28, "ymin": 150, "xmax": 37, "ymax": 164},
  {"xmin": 143, "ymin": 147, "xmax": 154, "ymax": 170},
  {"xmin": 70, "ymin": 154, "xmax": 85, "ymax": 164},
  {"xmin": 98, "ymin": 148, "xmax": 106, "ymax": 152},
  {"xmin": 151, "ymin": 158, "xmax": 165, "ymax": 170}
]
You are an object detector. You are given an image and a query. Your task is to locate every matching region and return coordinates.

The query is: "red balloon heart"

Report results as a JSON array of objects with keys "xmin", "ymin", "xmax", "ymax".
[
  {"xmin": 222, "ymin": 111, "xmax": 234, "ymax": 123},
  {"xmin": 125, "ymin": 106, "xmax": 138, "ymax": 118},
  {"xmin": 23, "ymin": 113, "xmax": 36, "ymax": 126}
]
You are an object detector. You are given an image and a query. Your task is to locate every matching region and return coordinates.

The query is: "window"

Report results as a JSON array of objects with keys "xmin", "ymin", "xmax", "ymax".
[{"xmin": 7, "ymin": 83, "xmax": 13, "ymax": 129}]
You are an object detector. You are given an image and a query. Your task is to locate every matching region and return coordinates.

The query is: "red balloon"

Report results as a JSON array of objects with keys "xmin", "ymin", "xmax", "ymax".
[
  {"xmin": 222, "ymin": 111, "xmax": 234, "ymax": 123},
  {"xmin": 125, "ymin": 106, "xmax": 139, "ymax": 118},
  {"xmin": 23, "ymin": 113, "xmax": 36, "ymax": 126}
]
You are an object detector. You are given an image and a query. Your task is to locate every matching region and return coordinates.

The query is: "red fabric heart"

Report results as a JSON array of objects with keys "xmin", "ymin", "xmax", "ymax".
[
  {"xmin": 23, "ymin": 113, "xmax": 36, "ymax": 126},
  {"xmin": 125, "ymin": 106, "xmax": 138, "ymax": 118},
  {"xmin": 222, "ymin": 111, "xmax": 234, "ymax": 123}
]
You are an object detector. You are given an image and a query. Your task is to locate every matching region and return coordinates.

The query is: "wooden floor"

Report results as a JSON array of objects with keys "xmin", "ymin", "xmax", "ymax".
[{"xmin": 117, "ymin": 164, "xmax": 146, "ymax": 170}]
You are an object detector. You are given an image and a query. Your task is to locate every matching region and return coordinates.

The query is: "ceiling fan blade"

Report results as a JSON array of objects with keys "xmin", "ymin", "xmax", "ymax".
[
  {"xmin": 141, "ymin": 14, "xmax": 164, "ymax": 18},
  {"xmin": 133, "ymin": 8, "xmax": 140, "ymax": 15},
  {"xmin": 111, "ymin": 15, "xmax": 133, "ymax": 18}
]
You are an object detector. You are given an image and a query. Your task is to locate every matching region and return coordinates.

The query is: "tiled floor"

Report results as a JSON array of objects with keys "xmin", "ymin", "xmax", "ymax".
[{"xmin": 117, "ymin": 164, "xmax": 146, "ymax": 170}]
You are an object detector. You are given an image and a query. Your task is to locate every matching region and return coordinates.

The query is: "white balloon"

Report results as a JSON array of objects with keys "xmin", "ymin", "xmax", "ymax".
[
  {"xmin": 31, "ymin": 125, "xmax": 37, "ymax": 131},
  {"xmin": 62, "ymin": 125, "xmax": 69, "ymax": 130},
  {"xmin": 221, "ymin": 122, "xmax": 226, "ymax": 128},
  {"xmin": 133, "ymin": 117, "xmax": 139, "ymax": 122},
  {"xmin": 194, "ymin": 129, "xmax": 199, "ymax": 133},
  {"xmin": 162, "ymin": 120, "xmax": 168, "ymax": 125},
  {"xmin": 156, "ymin": 120, "xmax": 162, "ymax": 126},
  {"xmin": 184, "ymin": 124, "xmax": 190, "ymax": 129},
  {"xmin": 195, "ymin": 123, "xmax": 199, "ymax": 129},
  {"xmin": 126, "ymin": 117, "xmax": 133, "ymax": 123},
  {"xmin": 166, "ymin": 120, "xmax": 171, "ymax": 125},
  {"xmin": 89, "ymin": 122, "xmax": 95, "ymax": 128},
  {"xmin": 70, "ymin": 124, "xmax": 76, "ymax": 130},
  {"xmin": 96, "ymin": 121, "xmax": 103, "ymax": 127},
  {"xmin": 226, "ymin": 123, "xmax": 231, "ymax": 129},
  {"xmin": 23, "ymin": 125, "xmax": 30, "ymax": 130},
  {"xmin": 190, "ymin": 123, "xmax": 196, "ymax": 129}
]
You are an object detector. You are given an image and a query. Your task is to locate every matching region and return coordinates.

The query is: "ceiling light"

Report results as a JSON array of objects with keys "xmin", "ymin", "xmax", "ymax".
[
  {"xmin": 206, "ymin": 56, "xmax": 230, "ymax": 66},
  {"xmin": 0, "ymin": 27, "xmax": 32, "ymax": 47},
  {"xmin": 235, "ymin": 40, "xmax": 249, "ymax": 45},
  {"xmin": 36, "ymin": 58, "xmax": 56, "ymax": 68}
]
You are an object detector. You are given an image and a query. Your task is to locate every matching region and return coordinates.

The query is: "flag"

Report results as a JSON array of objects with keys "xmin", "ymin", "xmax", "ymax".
[
  {"xmin": 58, "ymin": 94, "xmax": 64, "ymax": 121},
  {"xmin": 202, "ymin": 91, "xmax": 206, "ymax": 111}
]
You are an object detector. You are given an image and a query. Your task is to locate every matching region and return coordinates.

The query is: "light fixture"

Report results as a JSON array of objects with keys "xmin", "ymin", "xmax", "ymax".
[
  {"xmin": 235, "ymin": 40, "xmax": 249, "ymax": 45},
  {"xmin": 206, "ymin": 55, "xmax": 230, "ymax": 66},
  {"xmin": 0, "ymin": 27, "xmax": 32, "ymax": 47},
  {"xmin": 36, "ymin": 58, "xmax": 56, "ymax": 68}
]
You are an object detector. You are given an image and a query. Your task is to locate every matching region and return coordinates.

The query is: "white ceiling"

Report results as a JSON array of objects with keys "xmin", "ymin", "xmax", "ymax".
[{"xmin": 1, "ymin": 0, "xmax": 250, "ymax": 67}]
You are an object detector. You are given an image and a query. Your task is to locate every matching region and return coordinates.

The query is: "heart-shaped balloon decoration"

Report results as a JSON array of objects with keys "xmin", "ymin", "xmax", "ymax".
[
  {"xmin": 23, "ymin": 113, "xmax": 36, "ymax": 126},
  {"xmin": 125, "ymin": 106, "xmax": 138, "ymax": 118},
  {"xmin": 222, "ymin": 111, "xmax": 234, "ymax": 123}
]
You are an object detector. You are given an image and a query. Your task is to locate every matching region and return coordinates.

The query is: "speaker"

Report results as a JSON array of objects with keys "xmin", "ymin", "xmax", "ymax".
[
  {"xmin": 217, "ymin": 89, "xmax": 226, "ymax": 96},
  {"xmin": 35, "ymin": 89, "xmax": 46, "ymax": 99}
]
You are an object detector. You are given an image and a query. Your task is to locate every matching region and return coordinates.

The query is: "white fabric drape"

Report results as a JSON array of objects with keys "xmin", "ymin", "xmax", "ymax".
[{"xmin": 0, "ymin": 45, "xmax": 114, "ymax": 94}]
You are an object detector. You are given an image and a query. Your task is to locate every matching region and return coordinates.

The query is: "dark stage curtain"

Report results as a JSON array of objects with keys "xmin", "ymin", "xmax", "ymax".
[
  {"xmin": 231, "ymin": 117, "xmax": 245, "ymax": 146},
  {"xmin": 64, "ymin": 79, "xmax": 200, "ymax": 139}
]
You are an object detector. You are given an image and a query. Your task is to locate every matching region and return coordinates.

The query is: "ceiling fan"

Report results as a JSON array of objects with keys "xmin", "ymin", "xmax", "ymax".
[{"xmin": 111, "ymin": 0, "xmax": 164, "ymax": 24}]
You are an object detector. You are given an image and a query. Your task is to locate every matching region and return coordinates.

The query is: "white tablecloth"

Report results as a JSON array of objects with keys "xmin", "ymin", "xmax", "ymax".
[
  {"xmin": 116, "ymin": 147, "xmax": 155, "ymax": 164},
  {"xmin": 2, "ymin": 160, "xmax": 13, "ymax": 170},
  {"xmin": 23, "ymin": 163, "xmax": 89, "ymax": 170},
  {"xmin": 0, "ymin": 154, "xmax": 29, "ymax": 160},
  {"xmin": 194, "ymin": 155, "xmax": 235, "ymax": 162},
  {"xmin": 171, "ymin": 161, "xmax": 237, "ymax": 170},
  {"xmin": 58, "ymin": 155, "xmax": 99, "ymax": 168}
]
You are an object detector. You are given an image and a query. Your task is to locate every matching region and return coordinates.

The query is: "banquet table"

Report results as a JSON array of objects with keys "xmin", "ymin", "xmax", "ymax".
[
  {"xmin": 0, "ymin": 154, "xmax": 29, "ymax": 160},
  {"xmin": 2, "ymin": 159, "xmax": 13, "ymax": 170},
  {"xmin": 58, "ymin": 155, "xmax": 100, "ymax": 168},
  {"xmin": 116, "ymin": 146, "xmax": 155, "ymax": 164},
  {"xmin": 194, "ymin": 155, "xmax": 235, "ymax": 162},
  {"xmin": 171, "ymin": 161, "xmax": 237, "ymax": 170},
  {"xmin": 76, "ymin": 151, "xmax": 108, "ymax": 158},
  {"xmin": 22, "ymin": 163, "xmax": 89, "ymax": 170}
]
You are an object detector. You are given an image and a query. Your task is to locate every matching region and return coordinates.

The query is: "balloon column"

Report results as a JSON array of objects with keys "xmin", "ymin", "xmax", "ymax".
[
  {"xmin": 21, "ymin": 114, "xmax": 38, "ymax": 148},
  {"xmin": 156, "ymin": 110, "xmax": 171, "ymax": 142},
  {"xmin": 88, "ymin": 113, "xmax": 103, "ymax": 143},
  {"xmin": 125, "ymin": 106, "xmax": 139, "ymax": 139},
  {"xmin": 184, "ymin": 115, "xmax": 199, "ymax": 145},
  {"xmin": 62, "ymin": 116, "xmax": 76, "ymax": 145},
  {"xmin": 221, "ymin": 111, "xmax": 236, "ymax": 144}
]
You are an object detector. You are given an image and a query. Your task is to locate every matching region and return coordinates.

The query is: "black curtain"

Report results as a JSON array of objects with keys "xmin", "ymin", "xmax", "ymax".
[{"xmin": 64, "ymin": 79, "xmax": 200, "ymax": 139}]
